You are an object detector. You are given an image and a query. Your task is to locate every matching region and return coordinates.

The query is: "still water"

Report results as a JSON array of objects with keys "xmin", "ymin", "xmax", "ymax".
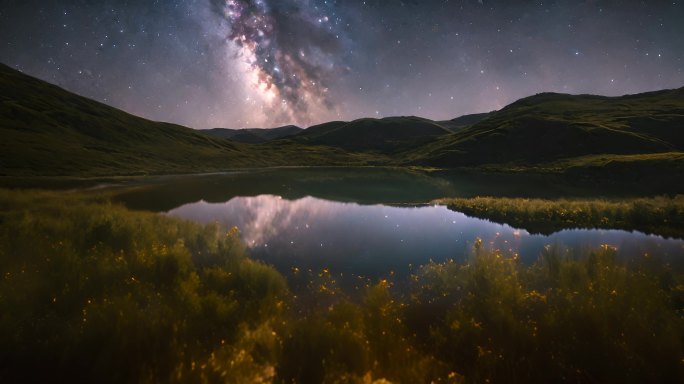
[
  {"xmin": 114, "ymin": 168, "xmax": 684, "ymax": 290},
  {"xmin": 167, "ymin": 195, "xmax": 684, "ymax": 288}
]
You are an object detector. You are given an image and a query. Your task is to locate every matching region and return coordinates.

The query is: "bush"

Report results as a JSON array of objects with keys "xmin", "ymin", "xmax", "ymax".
[
  {"xmin": 0, "ymin": 190, "xmax": 286, "ymax": 383},
  {"xmin": 1, "ymin": 190, "xmax": 682, "ymax": 383},
  {"xmin": 410, "ymin": 242, "xmax": 684, "ymax": 383}
]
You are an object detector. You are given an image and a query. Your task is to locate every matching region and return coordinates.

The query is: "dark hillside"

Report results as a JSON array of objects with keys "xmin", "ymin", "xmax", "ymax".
[
  {"xmin": 409, "ymin": 88, "xmax": 684, "ymax": 167},
  {"xmin": 0, "ymin": 63, "xmax": 266, "ymax": 176},
  {"xmin": 294, "ymin": 116, "xmax": 451, "ymax": 153},
  {"xmin": 202, "ymin": 125, "xmax": 302, "ymax": 143}
]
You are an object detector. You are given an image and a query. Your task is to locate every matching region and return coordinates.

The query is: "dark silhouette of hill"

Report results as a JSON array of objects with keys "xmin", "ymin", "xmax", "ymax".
[
  {"xmin": 293, "ymin": 116, "xmax": 451, "ymax": 152},
  {"xmin": 407, "ymin": 89, "xmax": 684, "ymax": 169},
  {"xmin": 2, "ymin": 61, "xmax": 683, "ymax": 180},
  {"xmin": 437, "ymin": 112, "xmax": 493, "ymax": 132},
  {"xmin": 0, "ymin": 64, "xmax": 370, "ymax": 176},
  {"xmin": 299, "ymin": 120, "xmax": 348, "ymax": 136},
  {"xmin": 0, "ymin": 63, "xmax": 278, "ymax": 176},
  {"xmin": 202, "ymin": 125, "xmax": 302, "ymax": 143}
]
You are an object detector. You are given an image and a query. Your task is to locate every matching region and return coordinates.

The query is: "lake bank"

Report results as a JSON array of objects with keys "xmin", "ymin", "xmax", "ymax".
[
  {"xmin": 436, "ymin": 195, "xmax": 684, "ymax": 239},
  {"xmin": 1, "ymin": 188, "xmax": 682, "ymax": 382},
  {"xmin": 3, "ymin": 163, "xmax": 684, "ymax": 197}
]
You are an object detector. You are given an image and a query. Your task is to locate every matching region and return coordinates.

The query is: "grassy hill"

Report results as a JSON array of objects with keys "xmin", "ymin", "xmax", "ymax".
[
  {"xmin": 297, "ymin": 120, "xmax": 348, "ymax": 137},
  {"xmin": 0, "ymin": 64, "xmax": 376, "ymax": 176},
  {"xmin": 0, "ymin": 63, "xmax": 277, "ymax": 176},
  {"xmin": 2, "ymin": 61, "xmax": 683, "ymax": 180},
  {"xmin": 437, "ymin": 112, "xmax": 492, "ymax": 133},
  {"xmin": 406, "ymin": 89, "xmax": 684, "ymax": 169},
  {"xmin": 293, "ymin": 116, "xmax": 451, "ymax": 153},
  {"xmin": 201, "ymin": 125, "xmax": 302, "ymax": 143}
]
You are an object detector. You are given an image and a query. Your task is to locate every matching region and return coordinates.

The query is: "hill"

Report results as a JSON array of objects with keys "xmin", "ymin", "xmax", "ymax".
[
  {"xmin": 437, "ymin": 112, "xmax": 492, "ymax": 133},
  {"xmin": 2, "ymin": 61, "xmax": 683, "ymax": 180},
  {"xmin": 0, "ymin": 64, "xmax": 375, "ymax": 176},
  {"xmin": 407, "ymin": 89, "xmax": 684, "ymax": 169},
  {"xmin": 202, "ymin": 125, "xmax": 302, "ymax": 143},
  {"xmin": 293, "ymin": 116, "xmax": 451, "ymax": 153},
  {"xmin": 0, "ymin": 63, "xmax": 278, "ymax": 176}
]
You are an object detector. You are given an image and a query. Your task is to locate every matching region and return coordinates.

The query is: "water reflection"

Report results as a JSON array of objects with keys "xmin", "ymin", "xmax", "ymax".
[
  {"xmin": 115, "ymin": 167, "xmax": 668, "ymax": 213},
  {"xmin": 168, "ymin": 195, "xmax": 684, "ymax": 286}
]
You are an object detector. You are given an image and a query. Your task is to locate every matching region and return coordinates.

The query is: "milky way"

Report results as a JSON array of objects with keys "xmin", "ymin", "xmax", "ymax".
[
  {"xmin": 212, "ymin": 0, "xmax": 344, "ymax": 125},
  {"xmin": 1, "ymin": 1, "xmax": 683, "ymax": 129}
]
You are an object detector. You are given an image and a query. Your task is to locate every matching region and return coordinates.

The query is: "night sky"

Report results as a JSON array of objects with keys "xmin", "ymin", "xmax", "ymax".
[{"xmin": 1, "ymin": 0, "xmax": 683, "ymax": 129}]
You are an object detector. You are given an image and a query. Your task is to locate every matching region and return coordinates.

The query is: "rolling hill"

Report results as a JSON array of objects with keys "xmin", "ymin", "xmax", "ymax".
[
  {"xmin": 406, "ymin": 89, "xmax": 684, "ymax": 169},
  {"xmin": 202, "ymin": 125, "xmax": 302, "ymax": 143},
  {"xmin": 2, "ymin": 61, "xmax": 683, "ymax": 181},
  {"xmin": 292, "ymin": 116, "xmax": 451, "ymax": 152},
  {"xmin": 0, "ymin": 63, "xmax": 276, "ymax": 176},
  {"xmin": 437, "ymin": 112, "xmax": 493, "ymax": 133}
]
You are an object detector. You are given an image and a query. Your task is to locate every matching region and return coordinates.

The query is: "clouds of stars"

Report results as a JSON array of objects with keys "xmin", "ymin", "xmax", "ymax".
[
  {"xmin": 0, "ymin": 0, "xmax": 682, "ymax": 128},
  {"xmin": 212, "ymin": 0, "xmax": 345, "ymax": 125}
]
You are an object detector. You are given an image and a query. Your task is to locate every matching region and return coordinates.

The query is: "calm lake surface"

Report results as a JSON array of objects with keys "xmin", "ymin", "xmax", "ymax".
[{"xmin": 114, "ymin": 168, "xmax": 684, "ymax": 290}]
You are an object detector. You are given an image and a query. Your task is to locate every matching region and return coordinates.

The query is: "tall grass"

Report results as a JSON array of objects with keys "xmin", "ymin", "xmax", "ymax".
[
  {"xmin": 408, "ymin": 242, "xmax": 684, "ymax": 382},
  {"xmin": 0, "ymin": 190, "xmax": 288, "ymax": 383},
  {"xmin": 1, "ymin": 190, "xmax": 682, "ymax": 383},
  {"xmin": 437, "ymin": 195, "xmax": 684, "ymax": 237}
]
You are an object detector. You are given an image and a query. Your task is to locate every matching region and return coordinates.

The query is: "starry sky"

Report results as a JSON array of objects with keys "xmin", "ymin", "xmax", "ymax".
[{"xmin": 1, "ymin": 0, "xmax": 683, "ymax": 129}]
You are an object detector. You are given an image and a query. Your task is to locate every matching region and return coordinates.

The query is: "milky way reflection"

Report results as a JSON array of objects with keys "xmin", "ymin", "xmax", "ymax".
[{"xmin": 168, "ymin": 195, "xmax": 684, "ymax": 286}]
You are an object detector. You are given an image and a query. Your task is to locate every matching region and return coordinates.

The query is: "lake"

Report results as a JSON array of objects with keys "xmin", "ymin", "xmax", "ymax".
[{"xmin": 114, "ymin": 168, "xmax": 684, "ymax": 292}]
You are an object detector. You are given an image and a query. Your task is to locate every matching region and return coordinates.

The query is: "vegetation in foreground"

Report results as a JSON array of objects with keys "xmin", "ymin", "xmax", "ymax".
[
  {"xmin": 0, "ymin": 190, "xmax": 289, "ymax": 383},
  {"xmin": 1, "ymin": 190, "xmax": 683, "ymax": 383},
  {"xmin": 437, "ymin": 195, "xmax": 684, "ymax": 238}
]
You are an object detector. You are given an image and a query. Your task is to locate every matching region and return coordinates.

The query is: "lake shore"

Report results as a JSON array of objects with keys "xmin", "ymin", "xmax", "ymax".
[
  {"xmin": 435, "ymin": 195, "xmax": 684, "ymax": 239},
  {"xmin": 1, "ymin": 188, "xmax": 682, "ymax": 382}
]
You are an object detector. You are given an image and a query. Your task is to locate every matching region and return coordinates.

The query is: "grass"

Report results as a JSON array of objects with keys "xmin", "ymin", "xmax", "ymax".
[
  {"xmin": 436, "ymin": 195, "xmax": 684, "ymax": 237},
  {"xmin": 292, "ymin": 116, "xmax": 451, "ymax": 153},
  {"xmin": 404, "ymin": 88, "xmax": 684, "ymax": 168},
  {"xmin": 0, "ymin": 64, "xmax": 262, "ymax": 176},
  {"xmin": 0, "ymin": 189, "xmax": 288, "ymax": 382},
  {"xmin": 0, "ymin": 64, "xmax": 384, "ymax": 177},
  {"xmin": 1, "ymin": 189, "xmax": 683, "ymax": 382}
]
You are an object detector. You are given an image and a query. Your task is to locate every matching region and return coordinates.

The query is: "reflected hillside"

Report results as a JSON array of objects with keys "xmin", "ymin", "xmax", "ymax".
[
  {"xmin": 166, "ymin": 194, "xmax": 684, "ymax": 294},
  {"xmin": 110, "ymin": 167, "xmax": 680, "ymax": 213}
]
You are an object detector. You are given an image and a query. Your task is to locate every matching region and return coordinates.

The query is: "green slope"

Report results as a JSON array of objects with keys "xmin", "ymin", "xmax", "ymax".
[
  {"xmin": 201, "ymin": 125, "xmax": 302, "ymax": 143},
  {"xmin": 0, "ymin": 63, "xmax": 278, "ymax": 176},
  {"xmin": 3, "ymin": 61, "xmax": 683, "ymax": 179},
  {"xmin": 407, "ymin": 89, "xmax": 684, "ymax": 168},
  {"xmin": 0, "ymin": 64, "xmax": 387, "ymax": 177},
  {"xmin": 293, "ymin": 116, "xmax": 451, "ymax": 153},
  {"xmin": 297, "ymin": 120, "xmax": 348, "ymax": 136},
  {"xmin": 437, "ymin": 112, "xmax": 493, "ymax": 133}
]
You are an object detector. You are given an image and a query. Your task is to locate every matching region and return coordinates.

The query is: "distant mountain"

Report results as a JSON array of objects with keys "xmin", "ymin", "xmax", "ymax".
[
  {"xmin": 408, "ymin": 89, "xmax": 684, "ymax": 168},
  {"xmin": 298, "ymin": 121, "xmax": 348, "ymax": 137},
  {"xmin": 202, "ymin": 125, "xmax": 302, "ymax": 143},
  {"xmin": 2, "ymin": 61, "xmax": 682, "ymax": 179},
  {"xmin": 437, "ymin": 112, "xmax": 493, "ymax": 133},
  {"xmin": 293, "ymin": 116, "xmax": 451, "ymax": 152}
]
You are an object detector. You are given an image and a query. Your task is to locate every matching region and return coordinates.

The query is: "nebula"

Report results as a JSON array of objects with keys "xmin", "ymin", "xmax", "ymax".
[{"xmin": 212, "ymin": 0, "xmax": 344, "ymax": 125}]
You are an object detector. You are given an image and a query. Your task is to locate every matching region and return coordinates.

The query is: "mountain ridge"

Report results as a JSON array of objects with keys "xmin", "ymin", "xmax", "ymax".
[
  {"xmin": 405, "ymin": 87, "xmax": 684, "ymax": 167},
  {"xmin": 201, "ymin": 125, "xmax": 303, "ymax": 143},
  {"xmin": 2, "ymin": 62, "xmax": 683, "ymax": 179},
  {"xmin": 0, "ymin": 63, "xmax": 271, "ymax": 175},
  {"xmin": 291, "ymin": 116, "xmax": 452, "ymax": 153}
]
